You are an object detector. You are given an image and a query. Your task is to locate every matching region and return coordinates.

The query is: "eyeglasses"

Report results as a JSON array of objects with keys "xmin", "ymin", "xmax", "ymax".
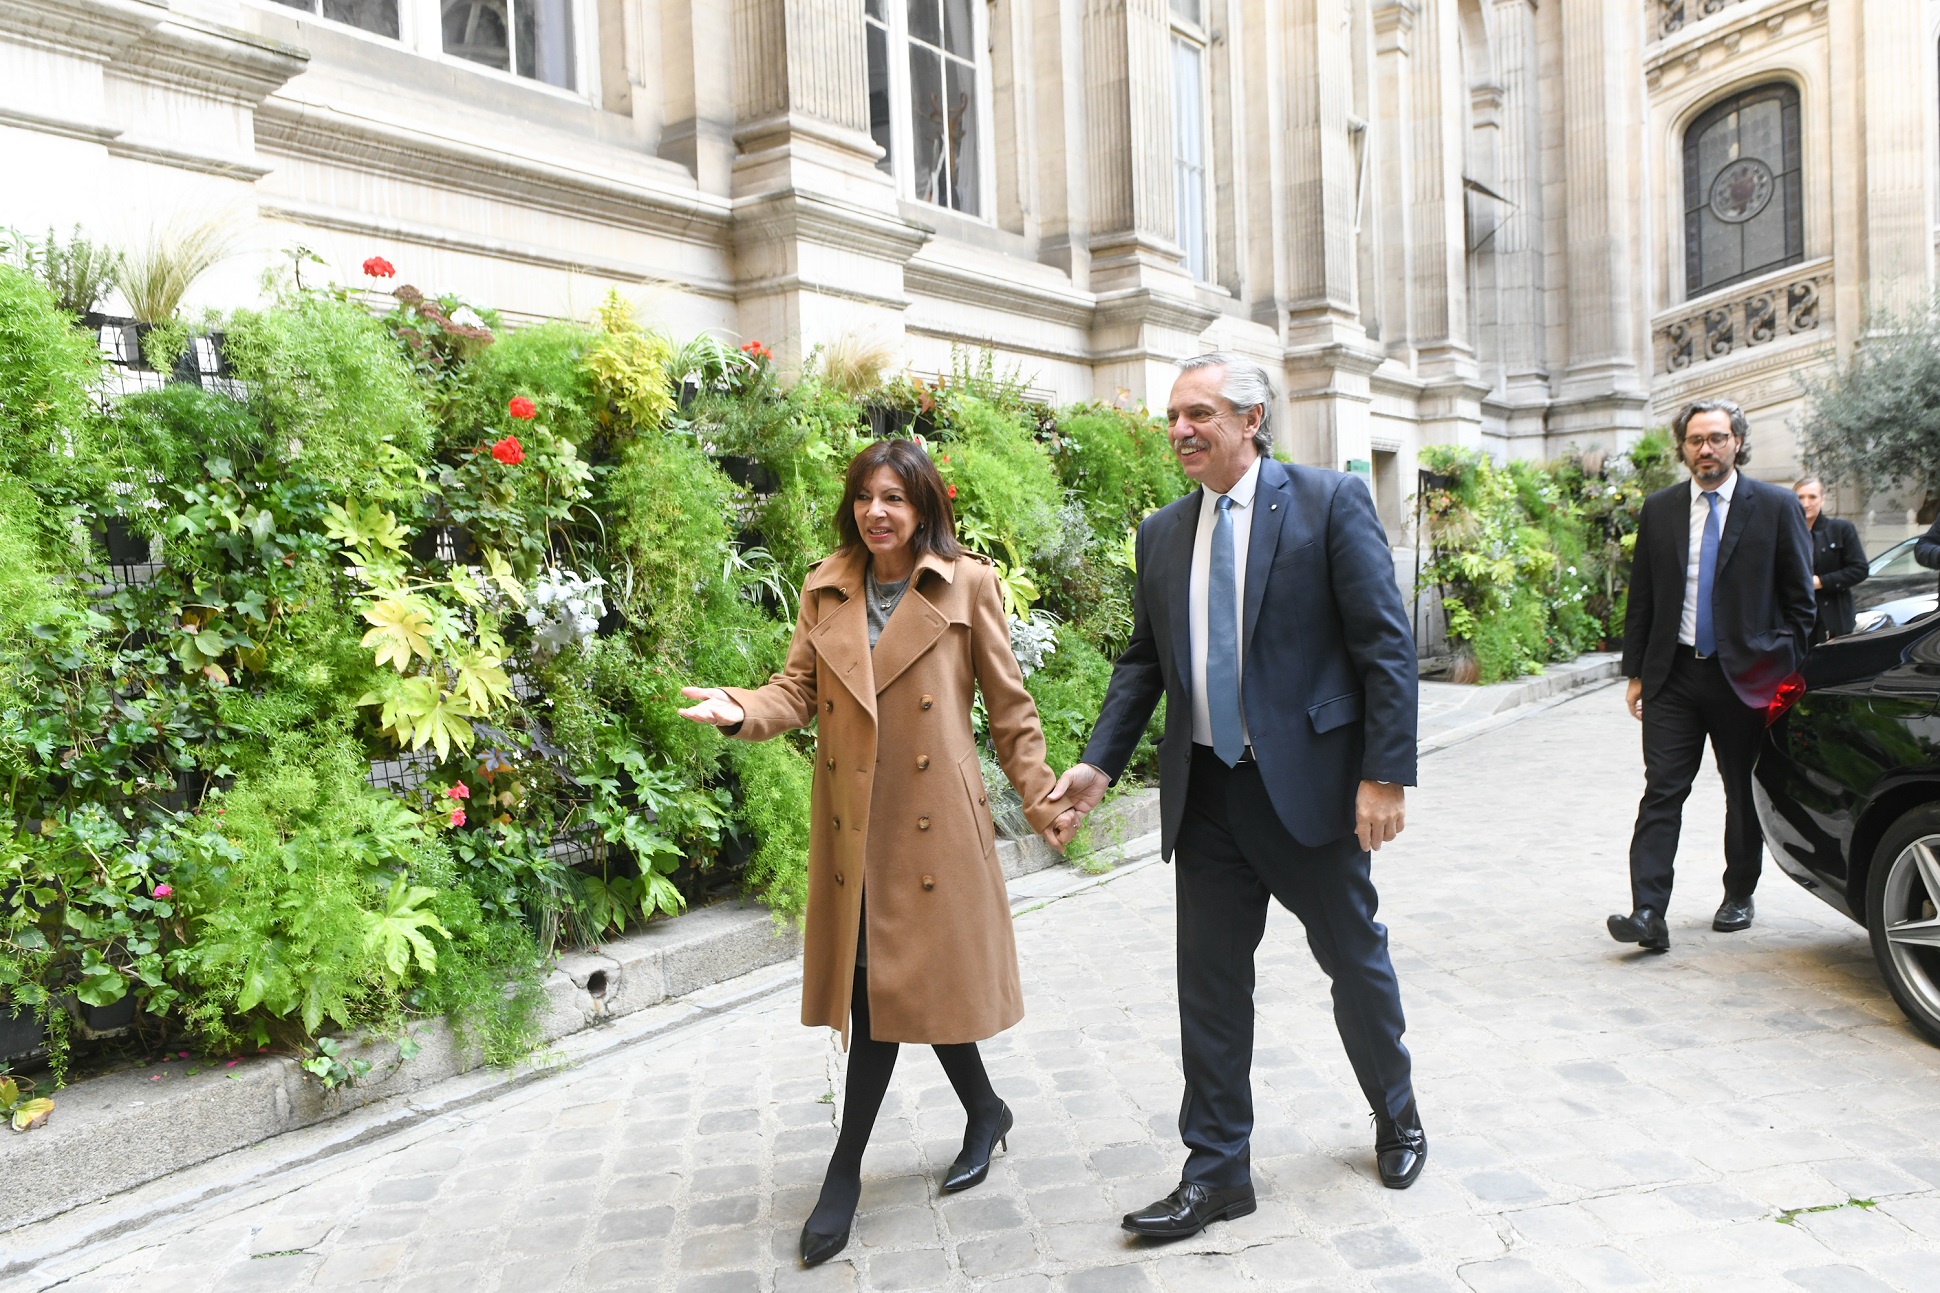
[{"xmin": 1683, "ymin": 433, "xmax": 1738, "ymax": 449}]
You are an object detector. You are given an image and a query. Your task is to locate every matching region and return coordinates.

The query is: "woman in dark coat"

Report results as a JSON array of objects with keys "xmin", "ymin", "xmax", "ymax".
[
  {"xmin": 678, "ymin": 438, "xmax": 1065, "ymax": 1267},
  {"xmin": 1793, "ymin": 476, "xmax": 1868, "ymax": 642}
]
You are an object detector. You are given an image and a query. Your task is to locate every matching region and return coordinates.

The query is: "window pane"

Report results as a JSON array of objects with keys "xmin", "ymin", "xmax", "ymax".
[
  {"xmin": 945, "ymin": 55, "xmax": 980, "ymax": 215},
  {"xmin": 514, "ymin": 0, "xmax": 575, "ymax": 87},
  {"xmin": 908, "ymin": 0, "xmax": 941, "ymax": 47},
  {"xmin": 444, "ymin": 0, "xmax": 510, "ymax": 71},
  {"xmin": 866, "ymin": 0, "xmax": 886, "ymax": 18},
  {"xmin": 941, "ymin": 0, "xmax": 974, "ymax": 58},
  {"xmin": 910, "ymin": 43, "xmax": 947, "ymax": 206},
  {"xmin": 867, "ymin": 19, "xmax": 894, "ymax": 175},
  {"xmin": 1172, "ymin": 36, "xmax": 1207, "ymax": 279},
  {"xmin": 1685, "ymin": 83, "xmax": 1803, "ymax": 296},
  {"xmin": 268, "ymin": 0, "xmax": 316, "ymax": 12},
  {"xmin": 321, "ymin": 0, "xmax": 399, "ymax": 36}
]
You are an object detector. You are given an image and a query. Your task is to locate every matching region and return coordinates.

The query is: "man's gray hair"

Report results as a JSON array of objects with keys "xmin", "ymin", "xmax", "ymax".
[
  {"xmin": 1672, "ymin": 398, "xmax": 1752, "ymax": 466},
  {"xmin": 1179, "ymin": 352, "xmax": 1275, "ymax": 454}
]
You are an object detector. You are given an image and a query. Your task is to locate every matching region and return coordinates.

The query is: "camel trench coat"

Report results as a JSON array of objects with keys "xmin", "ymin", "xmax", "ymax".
[{"xmin": 723, "ymin": 546, "xmax": 1062, "ymax": 1045}]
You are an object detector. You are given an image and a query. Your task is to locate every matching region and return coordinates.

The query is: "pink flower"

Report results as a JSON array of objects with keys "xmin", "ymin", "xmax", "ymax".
[
  {"xmin": 362, "ymin": 256, "xmax": 396, "ymax": 278},
  {"xmin": 444, "ymin": 783, "xmax": 470, "ymax": 799},
  {"xmin": 152, "ymin": 883, "xmax": 173, "ymax": 899},
  {"xmin": 226, "ymin": 1060, "xmax": 238, "ymax": 1067},
  {"xmin": 508, "ymin": 396, "xmax": 537, "ymax": 421},
  {"xmin": 491, "ymin": 436, "xmax": 524, "ymax": 466},
  {"xmin": 449, "ymin": 808, "xmax": 467, "ymax": 828},
  {"xmin": 178, "ymin": 1051, "xmax": 190, "ymax": 1058}
]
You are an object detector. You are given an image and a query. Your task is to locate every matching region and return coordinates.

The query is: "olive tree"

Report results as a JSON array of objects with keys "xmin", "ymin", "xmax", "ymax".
[{"xmin": 1800, "ymin": 300, "xmax": 1940, "ymax": 522}]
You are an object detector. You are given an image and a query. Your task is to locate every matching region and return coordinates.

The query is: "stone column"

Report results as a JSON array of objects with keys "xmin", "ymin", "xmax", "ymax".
[
  {"xmin": 1283, "ymin": 0, "xmax": 1357, "ymax": 318},
  {"xmin": 1371, "ymin": 0, "xmax": 1417, "ymax": 363},
  {"xmin": 660, "ymin": 0, "xmax": 737, "ymax": 193},
  {"xmin": 1406, "ymin": 0, "xmax": 1470, "ymax": 372},
  {"xmin": 728, "ymin": 1, "xmax": 928, "ymax": 368},
  {"xmin": 1859, "ymin": 0, "xmax": 1936, "ymax": 320},
  {"xmin": 1032, "ymin": 0, "xmax": 1095, "ymax": 284},
  {"xmin": 1489, "ymin": 0, "xmax": 1547, "ymax": 443},
  {"xmin": 1549, "ymin": 0, "xmax": 1647, "ymax": 449},
  {"xmin": 1083, "ymin": 0, "xmax": 1181, "ymax": 288}
]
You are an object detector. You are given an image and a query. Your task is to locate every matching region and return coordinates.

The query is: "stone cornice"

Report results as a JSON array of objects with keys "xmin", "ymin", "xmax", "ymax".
[
  {"xmin": 902, "ymin": 259, "xmax": 1095, "ymax": 332},
  {"xmin": 1645, "ymin": 0, "xmax": 1825, "ymax": 88},
  {"xmin": 110, "ymin": 13, "xmax": 308, "ymax": 109},
  {"xmin": 255, "ymin": 99, "xmax": 732, "ymax": 248},
  {"xmin": 729, "ymin": 188, "xmax": 930, "ymax": 264},
  {"xmin": 0, "ymin": 0, "xmax": 162, "ymax": 62},
  {"xmin": 1091, "ymin": 288, "xmax": 1221, "ymax": 340}
]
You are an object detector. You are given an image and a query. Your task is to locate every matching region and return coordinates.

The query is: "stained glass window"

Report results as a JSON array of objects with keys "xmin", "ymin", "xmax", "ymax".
[{"xmin": 1684, "ymin": 84, "xmax": 1802, "ymax": 298}]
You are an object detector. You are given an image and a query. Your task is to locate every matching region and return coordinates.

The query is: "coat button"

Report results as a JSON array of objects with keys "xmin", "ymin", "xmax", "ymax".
[
  {"xmin": 979, "ymin": 795, "xmax": 986, "ymax": 805},
  {"xmin": 832, "ymin": 817, "xmax": 840, "ymax": 830},
  {"xmin": 835, "ymin": 871, "xmax": 844, "ymax": 885},
  {"xmin": 917, "ymin": 755, "xmax": 930, "ymax": 770},
  {"xmin": 826, "ymin": 758, "xmax": 835, "ymax": 770},
  {"xmin": 921, "ymin": 875, "xmax": 934, "ymax": 890},
  {"xmin": 920, "ymin": 695, "xmax": 933, "ymax": 710},
  {"xmin": 824, "ymin": 699, "xmax": 834, "ymax": 713},
  {"xmin": 918, "ymin": 816, "xmax": 931, "ymax": 831}
]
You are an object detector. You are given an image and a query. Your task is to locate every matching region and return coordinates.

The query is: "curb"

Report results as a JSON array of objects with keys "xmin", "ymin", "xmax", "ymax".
[{"xmin": 1417, "ymin": 652, "xmax": 1623, "ymax": 757}]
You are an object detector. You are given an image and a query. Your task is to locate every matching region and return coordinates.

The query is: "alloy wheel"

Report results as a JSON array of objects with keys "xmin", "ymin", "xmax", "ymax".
[{"xmin": 1880, "ymin": 833, "xmax": 1940, "ymax": 1030}]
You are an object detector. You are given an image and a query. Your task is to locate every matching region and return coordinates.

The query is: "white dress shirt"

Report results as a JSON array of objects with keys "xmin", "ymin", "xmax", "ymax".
[
  {"xmin": 1189, "ymin": 456, "xmax": 1261, "ymax": 748},
  {"xmin": 1678, "ymin": 470, "xmax": 1737, "ymax": 648}
]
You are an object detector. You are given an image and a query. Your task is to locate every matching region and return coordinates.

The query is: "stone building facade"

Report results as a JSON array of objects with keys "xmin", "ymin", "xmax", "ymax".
[{"xmin": 4, "ymin": 0, "xmax": 1937, "ymax": 535}]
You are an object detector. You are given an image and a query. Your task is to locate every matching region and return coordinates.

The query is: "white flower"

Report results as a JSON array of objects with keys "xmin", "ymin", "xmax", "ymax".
[
  {"xmin": 451, "ymin": 305, "xmax": 487, "ymax": 330},
  {"xmin": 524, "ymin": 567, "xmax": 608, "ymax": 659}
]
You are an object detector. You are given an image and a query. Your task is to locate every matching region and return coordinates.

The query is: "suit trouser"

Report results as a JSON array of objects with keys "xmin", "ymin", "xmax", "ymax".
[
  {"xmin": 1627, "ymin": 649, "xmax": 1766, "ymax": 915},
  {"xmin": 1173, "ymin": 750, "xmax": 1413, "ymax": 1191}
]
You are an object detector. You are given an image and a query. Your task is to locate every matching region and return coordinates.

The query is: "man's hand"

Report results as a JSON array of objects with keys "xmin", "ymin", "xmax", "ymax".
[
  {"xmin": 1813, "ymin": 574, "xmax": 1823, "ymax": 590},
  {"xmin": 1045, "ymin": 763, "xmax": 1109, "ymax": 848},
  {"xmin": 1356, "ymin": 780, "xmax": 1406, "ymax": 853},
  {"xmin": 677, "ymin": 687, "xmax": 746, "ymax": 728},
  {"xmin": 1625, "ymin": 677, "xmax": 1643, "ymax": 722}
]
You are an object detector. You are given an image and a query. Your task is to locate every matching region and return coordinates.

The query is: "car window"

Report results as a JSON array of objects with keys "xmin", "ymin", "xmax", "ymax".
[{"xmin": 1870, "ymin": 538, "xmax": 1925, "ymax": 577}]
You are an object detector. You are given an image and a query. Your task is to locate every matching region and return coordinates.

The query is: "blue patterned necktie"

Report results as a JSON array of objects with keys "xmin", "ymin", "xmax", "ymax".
[
  {"xmin": 1694, "ymin": 490, "xmax": 1721, "ymax": 657},
  {"xmin": 1208, "ymin": 495, "xmax": 1245, "ymax": 766}
]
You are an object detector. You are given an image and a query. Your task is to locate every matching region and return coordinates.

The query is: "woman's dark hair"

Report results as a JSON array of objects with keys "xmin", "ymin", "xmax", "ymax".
[{"xmin": 835, "ymin": 438, "xmax": 963, "ymax": 560}]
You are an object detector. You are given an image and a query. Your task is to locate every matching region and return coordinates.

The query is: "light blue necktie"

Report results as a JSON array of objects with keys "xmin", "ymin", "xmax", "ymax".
[
  {"xmin": 1695, "ymin": 490, "xmax": 1721, "ymax": 657},
  {"xmin": 1208, "ymin": 495, "xmax": 1244, "ymax": 766}
]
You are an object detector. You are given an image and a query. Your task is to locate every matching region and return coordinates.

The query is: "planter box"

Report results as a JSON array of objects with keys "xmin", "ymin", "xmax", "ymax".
[
  {"xmin": 1, "ymin": 1003, "xmax": 44, "ymax": 1064},
  {"xmin": 68, "ymin": 994, "xmax": 137, "ymax": 1040}
]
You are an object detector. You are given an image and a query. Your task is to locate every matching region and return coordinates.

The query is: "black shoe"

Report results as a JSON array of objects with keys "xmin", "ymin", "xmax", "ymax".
[
  {"xmin": 1607, "ymin": 907, "xmax": 1670, "ymax": 951},
  {"xmin": 943, "ymin": 1101, "xmax": 1013, "ymax": 1192},
  {"xmin": 799, "ymin": 1220, "xmax": 851, "ymax": 1267},
  {"xmin": 1713, "ymin": 895, "xmax": 1755, "ymax": 932},
  {"xmin": 1121, "ymin": 1181, "xmax": 1257, "ymax": 1239},
  {"xmin": 1374, "ymin": 1101, "xmax": 1427, "ymax": 1189}
]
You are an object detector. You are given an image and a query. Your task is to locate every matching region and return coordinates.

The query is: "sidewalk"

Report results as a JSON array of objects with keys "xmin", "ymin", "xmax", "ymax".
[{"xmin": 0, "ymin": 654, "xmax": 1626, "ymax": 1265}]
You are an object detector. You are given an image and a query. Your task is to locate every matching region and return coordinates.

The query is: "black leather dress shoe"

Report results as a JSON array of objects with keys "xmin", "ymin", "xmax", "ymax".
[
  {"xmin": 1713, "ymin": 895, "xmax": 1755, "ymax": 932},
  {"xmin": 1374, "ymin": 1101, "xmax": 1427, "ymax": 1189},
  {"xmin": 1607, "ymin": 907, "xmax": 1670, "ymax": 951},
  {"xmin": 943, "ymin": 1102, "xmax": 1013, "ymax": 1192},
  {"xmin": 1121, "ymin": 1182, "xmax": 1256, "ymax": 1238}
]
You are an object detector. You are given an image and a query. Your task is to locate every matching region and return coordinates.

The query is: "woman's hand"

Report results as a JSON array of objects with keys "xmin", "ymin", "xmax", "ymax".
[{"xmin": 677, "ymin": 687, "xmax": 746, "ymax": 728}]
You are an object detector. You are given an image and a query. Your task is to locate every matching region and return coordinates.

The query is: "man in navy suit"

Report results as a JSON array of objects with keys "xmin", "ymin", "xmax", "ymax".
[
  {"xmin": 1610, "ymin": 399, "xmax": 1815, "ymax": 951},
  {"xmin": 1048, "ymin": 353, "xmax": 1422, "ymax": 1239}
]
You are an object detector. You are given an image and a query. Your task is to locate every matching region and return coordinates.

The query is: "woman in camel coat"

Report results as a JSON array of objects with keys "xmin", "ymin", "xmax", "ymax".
[{"xmin": 679, "ymin": 437, "xmax": 1064, "ymax": 1267}]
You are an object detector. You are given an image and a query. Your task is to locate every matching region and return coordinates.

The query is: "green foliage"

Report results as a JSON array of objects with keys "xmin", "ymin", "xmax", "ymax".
[
  {"xmin": 222, "ymin": 292, "xmax": 433, "ymax": 500},
  {"xmin": 728, "ymin": 739, "xmax": 812, "ymax": 921},
  {"xmin": 932, "ymin": 389, "xmax": 1064, "ymax": 568},
  {"xmin": 447, "ymin": 319, "xmax": 602, "ymax": 449},
  {"xmin": 1420, "ymin": 440, "xmax": 1666, "ymax": 682},
  {"xmin": 1051, "ymin": 403, "xmax": 1188, "ymax": 539},
  {"xmin": 1800, "ymin": 295, "xmax": 1940, "ymax": 518},
  {"xmin": 0, "ymin": 265, "xmax": 105, "ymax": 490}
]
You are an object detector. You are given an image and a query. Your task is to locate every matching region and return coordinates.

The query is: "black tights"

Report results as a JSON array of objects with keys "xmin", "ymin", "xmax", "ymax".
[{"xmin": 804, "ymin": 967, "xmax": 1005, "ymax": 1234}]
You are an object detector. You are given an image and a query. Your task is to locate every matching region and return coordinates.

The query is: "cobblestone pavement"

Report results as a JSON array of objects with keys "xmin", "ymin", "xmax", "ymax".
[{"xmin": 16, "ymin": 687, "xmax": 1940, "ymax": 1292}]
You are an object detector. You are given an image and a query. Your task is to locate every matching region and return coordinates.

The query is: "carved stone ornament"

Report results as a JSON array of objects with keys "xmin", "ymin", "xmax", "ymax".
[{"xmin": 1709, "ymin": 157, "xmax": 1774, "ymax": 224}]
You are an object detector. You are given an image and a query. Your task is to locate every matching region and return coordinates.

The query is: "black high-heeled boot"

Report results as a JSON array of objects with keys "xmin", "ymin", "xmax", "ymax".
[
  {"xmin": 802, "ymin": 967, "xmax": 898, "ymax": 1267},
  {"xmin": 942, "ymin": 1100, "xmax": 1013, "ymax": 1192}
]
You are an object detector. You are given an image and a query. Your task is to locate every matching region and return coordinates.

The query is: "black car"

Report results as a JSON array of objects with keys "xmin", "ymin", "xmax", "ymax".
[
  {"xmin": 1852, "ymin": 535, "xmax": 1940, "ymax": 633},
  {"xmin": 1753, "ymin": 611, "xmax": 1940, "ymax": 1045}
]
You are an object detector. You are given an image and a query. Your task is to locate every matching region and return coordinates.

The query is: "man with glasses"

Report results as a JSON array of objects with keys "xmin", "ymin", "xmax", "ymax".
[
  {"xmin": 1045, "ymin": 353, "xmax": 1424, "ymax": 1238},
  {"xmin": 1609, "ymin": 400, "xmax": 1815, "ymax": 951}
]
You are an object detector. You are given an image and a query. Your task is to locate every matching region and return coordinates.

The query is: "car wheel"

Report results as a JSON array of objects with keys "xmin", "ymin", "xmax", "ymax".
[{"xmin": 1866, "ymin": 803, "xmax": 1940, "ymax": 1047}]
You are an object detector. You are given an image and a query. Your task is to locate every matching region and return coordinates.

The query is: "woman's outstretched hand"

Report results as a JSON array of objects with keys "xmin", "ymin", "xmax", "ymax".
[{"xmin": 677, "ymin": 687, "xmax": 746, "ymax": 728}]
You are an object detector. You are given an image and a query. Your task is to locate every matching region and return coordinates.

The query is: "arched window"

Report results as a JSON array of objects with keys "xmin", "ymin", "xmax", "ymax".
[{"xmin": 1684, "ymin": 83, "xmax": 1803, "ymax": 298}]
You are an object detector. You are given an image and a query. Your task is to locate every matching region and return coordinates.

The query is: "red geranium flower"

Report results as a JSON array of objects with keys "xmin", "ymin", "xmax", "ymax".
[
  {"xmin": 507, "ymin": 396, "xmax": 537, "ymax": 421},
  {"xmin": 449, "ymin": 808, "xmax": 466, "ymax": 828},
  {"xmin": 740, "ymin": 340, "xmax": 772, "ymax": 362},
  {"xmin": 362, "ymin": 256, "xmax": 396, "ymax": 278},
  {"xmin": 947, "ymin": 484, "xmax": 957, "ymax": 499},
  {"xmin": 491, "ymin": 436, "xmax": 525, "ymax": 466}
]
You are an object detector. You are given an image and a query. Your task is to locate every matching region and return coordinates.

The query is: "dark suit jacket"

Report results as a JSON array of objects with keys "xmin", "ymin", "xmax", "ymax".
[
  {"xmin": 1918, "ymin": 516, "xmax": 1940, "ymax": 588},
  {"xmin": 1807, "ymin": 514, "xmax": 1868, "ymax": 640},
  {"xmin": 1080, "ymin": 458, "xmax": 1418, "ymax": 856},
  {"xmin": 1621, "ymin": 474, "xmax": 1815, "ymax": 709}
]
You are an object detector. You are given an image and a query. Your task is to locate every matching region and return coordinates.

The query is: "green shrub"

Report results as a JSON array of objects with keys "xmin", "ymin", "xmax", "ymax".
[
  {"xmin": 728, "ymin": 738, "xmax": 812, "ymax": 921},
  {"xmin": 0, "ymin": 264, "xmax": 104, "ymax": 489},
  {"xmin": 1051, "ymin": 403, "xmax": 1188, "ymax": 539},
  {"xmin": 933, "ymin": 390, "xmax": 1064, "ymax": 568},
  {"xmin": 444, "ymin": 319, "xmax": 602, "ymax": 449}
]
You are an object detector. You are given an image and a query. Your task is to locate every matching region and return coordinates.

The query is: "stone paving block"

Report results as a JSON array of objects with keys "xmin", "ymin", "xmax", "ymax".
[
  {"xmin": 954, "ymin": 1229, "xmax": 1038, "ymax": 1279},
  {"xmin": 862, "ymin": 1248, "xmax": 952, "ymax": 1291},
  {"xmin": 1454, "ymin": 1257, "xmax": 1576, "ymax": 1292},
  {"xmin": 1058, "ymin": 1265, "xmax": 1159, "ymax": 1293},
  {"xmin": 314, "ymin": 1242, "xmax": 406, "ymax": 1283},
  {"xmin": 1782, "ymin": 1266, "xmax": 1899, "ymax": 1293},
  {"xmin": 1567, "ymin": 1247, "xmax": 1655, "ymax": 1291}
]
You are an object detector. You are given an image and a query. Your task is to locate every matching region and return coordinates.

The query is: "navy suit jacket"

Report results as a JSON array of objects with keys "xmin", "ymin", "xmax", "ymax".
[
  {"xmin": 1620, "ymin": 474, "xmax": 1815, "ymax": 709},
  {"xmin": 1080, "ymin": 458, "xmax": 1419, "ymax": 856}
]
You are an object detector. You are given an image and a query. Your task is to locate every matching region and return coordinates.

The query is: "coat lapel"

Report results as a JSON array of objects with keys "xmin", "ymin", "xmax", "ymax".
[
  {"xmin": 1243, "ymin": 461, "xmax": 1288, "ymax": 658},
  {"xmin": 871, "ymin": 552, "xmax": 956, "ymax": 694},
  {"xmin": 1164, "ymin": 493, "xmax": 1199, "ymax": 704},
  {"xmin": 1715, "ymin": 476, "xmax": 1756, "ymax": 577},
  {"xmin": 804, "ymin": 550, "xmax": 876, "ymax": 723}
]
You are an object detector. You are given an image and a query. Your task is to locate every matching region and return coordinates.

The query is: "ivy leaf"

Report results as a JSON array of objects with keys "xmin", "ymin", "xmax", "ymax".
[
  {"xmin": 363, "ymin": 878, "xmax": 449, "ymax": 981},
  {"xmin": 360, "ymin": 598, "xmax": 434, "ymax": 672}
]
